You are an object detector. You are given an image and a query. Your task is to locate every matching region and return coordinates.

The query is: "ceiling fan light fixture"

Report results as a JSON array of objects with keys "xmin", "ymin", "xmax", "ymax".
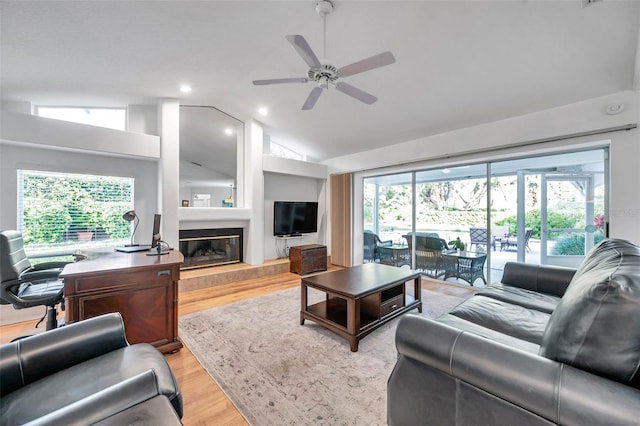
[
  {"xmin": 252, "ymin": 0, "xmax": 395, "ymax": 110},
  {"xmin": 315, "ymin": 0, "xmax": 333, "ymax": 17}
]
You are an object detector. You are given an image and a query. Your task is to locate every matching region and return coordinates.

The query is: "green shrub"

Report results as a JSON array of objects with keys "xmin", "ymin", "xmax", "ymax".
[
  {"xmin": 551, "ymin": 233, "xmax": 605, "ymax": 255},
  {"xmin": 495, "ymin": 210, "xmax": 581, "ymax": 239}
]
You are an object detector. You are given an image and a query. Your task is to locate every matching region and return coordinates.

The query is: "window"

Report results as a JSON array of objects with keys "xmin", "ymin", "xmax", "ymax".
[
  {"xmin": 270, "ymin": 140, "xmax": 303, "ymax": 161},
  {"xmin": 36, "ymin": 106, "xmax": 126, "ymax": 131},
  {"xmin": 17, "ymin": 170, "xmax": 134, "ymax": 257}
]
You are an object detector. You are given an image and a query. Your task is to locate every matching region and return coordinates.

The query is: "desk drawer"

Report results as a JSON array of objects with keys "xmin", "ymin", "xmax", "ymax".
[
  {"xmin": 70, "ymin": 268, "xmax": 174, "ymax": 294},
  {"xmin": 380, "ymin": 294, "xmax": 404, "ymax": 317}
]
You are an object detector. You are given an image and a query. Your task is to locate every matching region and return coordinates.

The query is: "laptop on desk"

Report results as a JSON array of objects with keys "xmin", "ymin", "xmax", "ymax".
[{"xmin": 114, "ymin": 245, "xmax": 151, "ymax": 253}]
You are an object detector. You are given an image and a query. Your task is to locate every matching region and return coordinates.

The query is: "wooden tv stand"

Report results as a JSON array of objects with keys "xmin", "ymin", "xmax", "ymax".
[
  {"xmin": 289, "ymin": 244, "xmax": 327, "ymax": 275},
  {"xmin": 60, "ymin": 249, "xmax": 184, "ymax": 354}
]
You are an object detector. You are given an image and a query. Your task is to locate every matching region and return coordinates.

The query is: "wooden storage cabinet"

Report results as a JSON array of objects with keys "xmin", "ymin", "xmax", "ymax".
[{"xmin": 290, "ymin": 244, "xmax": 327, "ymax": 275}]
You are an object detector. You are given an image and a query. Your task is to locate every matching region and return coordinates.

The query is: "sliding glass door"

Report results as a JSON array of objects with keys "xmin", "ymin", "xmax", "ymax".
[
  {"xmin": 540, "ymin": 171, "xmax": 604, "ymax": 267},
  {"xmin": 361, "ymin": 147, "xmax": 608, "ymax": 285}
]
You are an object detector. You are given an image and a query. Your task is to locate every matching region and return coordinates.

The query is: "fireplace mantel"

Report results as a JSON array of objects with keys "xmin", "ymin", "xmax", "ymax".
[{"xmin": 179, "ymin": 207, "xmax": 251, "ymax": 222}]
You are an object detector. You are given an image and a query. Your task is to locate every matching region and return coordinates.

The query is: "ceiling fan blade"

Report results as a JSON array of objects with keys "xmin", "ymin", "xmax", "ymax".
[
  {"xmin": 285, "ymin": 35, "xmax": 321, "ymax": 68},
  {"xmin": 302, "ymin": 87, "xmax": 323, "ymax": 110},
  {"xmin": 335, "ymin": 82, "xmax": 378, "ymax": 105},
  {"xmin": 338, "ymin": 51, "xmax": 396, "ymax": 77},
  {"xmin": 253, "ymin": 77, "xmax": 308, "ymax": 86}
]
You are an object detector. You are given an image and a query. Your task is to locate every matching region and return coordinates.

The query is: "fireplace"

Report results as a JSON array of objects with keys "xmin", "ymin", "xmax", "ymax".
[{"xmin": 179, "ymin": 228, "xmax": 243, "ymax": 270}]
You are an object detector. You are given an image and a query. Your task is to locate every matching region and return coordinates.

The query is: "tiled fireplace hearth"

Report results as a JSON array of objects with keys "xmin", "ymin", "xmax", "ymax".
[{"xmin": 179, "ymin": 228, "xmax": 243, "ymax": 270}]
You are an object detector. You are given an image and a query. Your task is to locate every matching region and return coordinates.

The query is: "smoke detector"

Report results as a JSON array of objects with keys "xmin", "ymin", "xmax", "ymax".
[{"xmin": 605, "ymin": 103, "xmax": 624, "ymax": 115}]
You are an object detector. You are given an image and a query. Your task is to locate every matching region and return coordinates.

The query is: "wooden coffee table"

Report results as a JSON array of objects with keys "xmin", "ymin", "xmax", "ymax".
[{"xmin": 300, "ymin": 263, "xmax": 422, "ymax": 351}]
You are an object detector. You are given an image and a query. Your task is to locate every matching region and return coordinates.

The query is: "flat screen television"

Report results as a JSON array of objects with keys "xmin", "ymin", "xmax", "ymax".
[{"xmin": 273, "ymin": 201, "xmax": 318, "ymax": 236}]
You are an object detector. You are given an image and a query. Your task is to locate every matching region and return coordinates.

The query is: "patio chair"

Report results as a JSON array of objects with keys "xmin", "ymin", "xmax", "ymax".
[
  {"xmin": 500, "ymin": 228, "xmax": 533, "ymax": 252},
  {"xmin": 469, "ymin": 227, "xmax": 488, "ymax": 251},
  {"xmin": 363, "ymin": 230, "xmax": 392, "ymax": 263},
  {"xmin": 403, "ymin": 233, "xmax": 452, "ymax": 278},
  {"xmin": 490, "ymin": 225, "xmax": 510, "ymax": 251}
]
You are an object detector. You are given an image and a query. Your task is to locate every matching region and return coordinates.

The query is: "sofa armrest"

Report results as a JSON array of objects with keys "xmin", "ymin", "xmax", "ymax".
[
  {"xmin": 501, "ymin": 262, "xmax": 576, "ymax": 297},
  {"xmin": 0, "ymin": 313, "xmax": 128, "ymax": 396},
  {"xmin": 392, "ymin": 315, "xmax": 640, "ymax": 425},
  {"xmin": 23, "ymin": 370, "xmax": 172, "ymax": 426}
]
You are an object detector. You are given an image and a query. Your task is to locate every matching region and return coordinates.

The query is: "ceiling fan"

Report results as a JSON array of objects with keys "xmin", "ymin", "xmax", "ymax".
[{"xmin": 252, "ymin": 0, "xmax": 396, "ymax": 110}]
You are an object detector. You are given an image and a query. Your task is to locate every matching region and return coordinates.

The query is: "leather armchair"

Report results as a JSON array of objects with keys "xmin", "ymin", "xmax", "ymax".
[
  {"xmin": 0, "ymin": 313, "xmax": 183, "ymax": 425},
  {"xmin": 24, "ymin": 370, "xmax": 181, "ymax": 426}
]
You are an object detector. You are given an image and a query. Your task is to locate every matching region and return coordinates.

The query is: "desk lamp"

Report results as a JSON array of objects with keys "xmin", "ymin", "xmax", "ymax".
[{"xmin": 122, "ymin": 210, "xmax": 139, "ymax": 246}]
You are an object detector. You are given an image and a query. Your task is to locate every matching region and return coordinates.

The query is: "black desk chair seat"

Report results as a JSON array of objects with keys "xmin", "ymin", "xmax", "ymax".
[{"xmin": 1, "ymin": 230, "xmax": 69, "ymax": 330}]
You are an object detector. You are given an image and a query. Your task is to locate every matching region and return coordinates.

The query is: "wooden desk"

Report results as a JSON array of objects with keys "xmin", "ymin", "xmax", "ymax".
[{"xmin": 60, "ymin": 249, "xmax": 184, "ymax": 353}]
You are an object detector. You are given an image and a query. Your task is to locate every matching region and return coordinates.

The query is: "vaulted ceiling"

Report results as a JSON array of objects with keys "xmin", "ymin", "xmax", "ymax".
[{"xmin": 1, "ymin": 1, "xmax": 639, "ymax": 163}]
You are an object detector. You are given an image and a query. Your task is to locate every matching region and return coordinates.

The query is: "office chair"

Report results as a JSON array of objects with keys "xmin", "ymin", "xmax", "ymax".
[{"xmin": 0, "ymin": 230, "xmax": 69, "ymax": 330}]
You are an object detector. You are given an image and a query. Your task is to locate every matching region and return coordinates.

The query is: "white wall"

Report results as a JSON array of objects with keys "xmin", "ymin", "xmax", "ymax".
[
  {"xmin": 128, "ymin": 105, "xmax": 158, "ymax": 136},
  {"xmin": 263, "ymin": 172, "xmax": 326, "ymax": 260},
  {"xmin": 609, "ymin": 129, "xmax": 640, "ymax": 238},
  {"xmin": 244, "ymin": 120, "xmax": 265, "ymax": 265},
  {"xmin": 0, "ymin": 110, "xmax": 160, "ymax": 159},
  {"xmin": 179, "ymin": 186, "xmax": 233, "ymax": 207},
  {"xmin": 0, "ymin": 144, "xmax": 159, "ymax": 243},
  {"xmin": 324, "ymin": 91, "xmax": 638, "ymax": 173},
  {"xmin": 158, "ymin": 99, "xmax": 180, "ymax": 248}
]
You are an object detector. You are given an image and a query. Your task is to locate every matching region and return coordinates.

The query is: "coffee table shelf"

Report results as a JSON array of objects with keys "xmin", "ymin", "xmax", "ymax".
[
  {"xmin": 306, "ymin": 298, "xmax": 378, "ymax": 329},
  {"xmin": 300, "ymin": 264, "xmax": 422, "ymax": 351}
]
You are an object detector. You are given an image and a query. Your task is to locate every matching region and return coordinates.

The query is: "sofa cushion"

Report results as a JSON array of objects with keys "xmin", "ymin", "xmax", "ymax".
[
  {"xmin": 477, "ymin": 284, "xmax": 562, "ymax": 314},
  {"xmin": 539, "ymin": 238, "xmax": 640, "ymax": 386},
  {"xmin": 448, "ymin": 295, "xmax": 551, "ymax": 345},
  {"xmin": 436, "ymin": 314, "xmax": 540, "ymax": 354}
]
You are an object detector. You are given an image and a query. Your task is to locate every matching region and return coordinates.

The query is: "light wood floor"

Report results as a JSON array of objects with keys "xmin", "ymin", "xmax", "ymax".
[{"xmin": 0, "ymin": 267, "xmax": 476, "ymax": 425}]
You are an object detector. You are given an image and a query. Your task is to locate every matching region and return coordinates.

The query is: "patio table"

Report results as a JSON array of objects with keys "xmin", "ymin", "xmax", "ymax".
[
  {"xmin": 441, "ymin": 251, "xmax": 487, "ymax": 286},
  {"xmin": 377, "ymin": 244, "xmax": 410, "ymax": 267}
]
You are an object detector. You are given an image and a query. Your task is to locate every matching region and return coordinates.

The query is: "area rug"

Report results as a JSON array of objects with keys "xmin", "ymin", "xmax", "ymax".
[{"xmin": 179, "ymin": 285, "xmax": 469, "ymax": 425}]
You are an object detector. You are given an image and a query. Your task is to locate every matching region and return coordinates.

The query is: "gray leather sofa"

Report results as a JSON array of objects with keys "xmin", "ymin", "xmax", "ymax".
[
  {"xmin": 0, "ymin": 313, "xmax": 182, "ymax": 425},
  {"xmin": 388, "ymin": 238, "xmax": 640, "ymax": 425}
]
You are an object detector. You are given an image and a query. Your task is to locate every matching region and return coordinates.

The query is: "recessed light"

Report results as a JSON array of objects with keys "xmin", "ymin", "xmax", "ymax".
[
  {"xmin": 180, "ymin": 85, "xmax": 192, "ymax": 93},
  {"xmin": 224, "ymin": 128, "xmax": 233, "ymax": 135},
  {"xmin": 258, "ymin": 107, "xmax": 268, "ymax": 116}
]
